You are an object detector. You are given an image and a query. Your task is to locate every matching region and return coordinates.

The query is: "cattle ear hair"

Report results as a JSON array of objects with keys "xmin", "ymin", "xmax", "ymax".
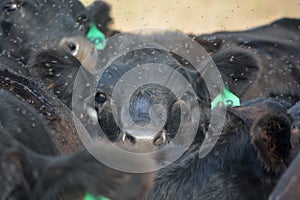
[
  {"xmin": 87, "ymin": 0, "xmax": 113, "ymax": 36},
  {"xmin": 251, "ymin": 113, "xmax": 292, "ymax": 173},
  {"xmin": 190, "ymin": 35, "xmax": 223, "ymax": 53},
  {"xmin": 212, "ymin": 46, "xmax": 261, "ymax": 97},
  {"xmin": 27, "ymin": 48, "xmax": 81, "ymax": 86}
]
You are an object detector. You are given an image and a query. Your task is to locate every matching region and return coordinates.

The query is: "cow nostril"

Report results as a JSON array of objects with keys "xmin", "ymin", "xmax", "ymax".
[
  {"xmin": 120, "ymin": 132, "xmax": 136, "ymax": 145},
  {"xmin": 153, "ymin": 130, "xmax": 169, "ymax": 147}
]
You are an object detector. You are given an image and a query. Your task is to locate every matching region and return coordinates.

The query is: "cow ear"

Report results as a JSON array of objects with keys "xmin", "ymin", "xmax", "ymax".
[
  {"xmin": 251, "ymin": 113, "xmax": 292, "ymax": 173},
  {"xmin": 87, "ymin": 0, "xmax": 113, "ymax": 36},
  {"xmin": 27, "ymin": 48, "xmax": 82, "ymax": 106},
  {"xmin": 190, "ymin": 35, "xmax": 223, "ymax": 53},
  {"xmin": 27, "ymin": 48, "xmax": 81, "ymax": 88},
  {"xmin": 212, "ymin": 46, "xmax": 261, "ymax": 97}
]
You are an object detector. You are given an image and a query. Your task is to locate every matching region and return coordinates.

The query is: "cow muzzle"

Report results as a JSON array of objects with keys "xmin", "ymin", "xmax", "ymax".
[
  {"xmin": 60, "ymin": 36, "xmax": 98, "ymax": 73},
  {"xmin": 118, "ymin": 126, "xmax": 170, "ymax": 153}
]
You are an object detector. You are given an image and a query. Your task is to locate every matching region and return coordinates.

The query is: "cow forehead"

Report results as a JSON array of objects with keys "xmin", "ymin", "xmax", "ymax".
[
  {"xmin": 96, "ymin": 49, "xmax": 183, "ymax": 93},
  {"xmin": 0, "ymin": 0, "xmax": 84, "ymax": 41}
]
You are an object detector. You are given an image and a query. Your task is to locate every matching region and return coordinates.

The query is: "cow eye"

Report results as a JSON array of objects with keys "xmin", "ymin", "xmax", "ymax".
[
  {"xmin": 95, "ymin": 92, "xmax": 107, "ymax": 104},
  {"xmin": 4, "ymin": 3, "xmax": 19, "ymax": 13}
]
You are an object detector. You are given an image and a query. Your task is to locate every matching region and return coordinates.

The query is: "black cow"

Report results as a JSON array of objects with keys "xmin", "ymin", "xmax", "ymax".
[
  {"xmin": 27, "ymin": 44, "xmax": 261, "ymax": 143},
  {"xmin": 91, "ymin": 45, "xmax": 260, "ymax": 146},
  {"xmin": 195, "ymin": 18, "xmax": 300, "ymax": 101},
  {"xmin": 0, "ymin": 128, "xmax": 156, "ymax": 200},
  {"xmin": 0, "ymin": 0, "xmax": 94, "ymax": 64},
  {"xmin": 88, "ymin": 45, "xmax": 298, "ymax": 199},
  {"xmin": 24, "ymin": 20, "xmax": 299, "ymax": 199}
]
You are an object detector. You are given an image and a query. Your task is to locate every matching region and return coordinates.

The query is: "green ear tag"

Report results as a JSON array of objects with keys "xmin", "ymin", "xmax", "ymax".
[
  {"xmin": 84, "ymin": 193, "xmax": 110, "ymax": 200},
  {"xmin": 86, "ymin": 23, "xmax": 106, "ymax": 50},
  {"xmin": 211, "ymin": 88, "xmax": 240, "ymax": 109}
]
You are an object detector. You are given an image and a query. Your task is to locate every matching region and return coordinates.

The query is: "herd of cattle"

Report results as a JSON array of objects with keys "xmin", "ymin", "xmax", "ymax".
[{"xmin": 0, "ymin": 0, "xmax": 299, "ymax": 199}]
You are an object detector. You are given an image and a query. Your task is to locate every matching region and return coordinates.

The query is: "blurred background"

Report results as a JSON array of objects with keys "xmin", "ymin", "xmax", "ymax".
[{"xmin": 81, "ymin": 0, "xmax": 299, "ymax": 34}]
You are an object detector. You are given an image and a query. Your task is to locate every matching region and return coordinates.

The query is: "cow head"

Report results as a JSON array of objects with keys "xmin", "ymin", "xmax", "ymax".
[
  {"xmin": 94, "ymin": 46, "xmax": 261, "ymax": 151},
  {"xmin": 0, "ymin": 0, "xmax": 94, "ymax": 63}
]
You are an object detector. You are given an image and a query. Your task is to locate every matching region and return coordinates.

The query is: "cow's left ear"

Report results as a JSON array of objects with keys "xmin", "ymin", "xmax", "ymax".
[
  {"xmin": 251, "ymin": 113, "xmax": 292, "ymax": 173},
  {"xmin": 212, "ymin": 46, "xmax": 261, "ymax": 97},
  {"xmin": 87, "ymin": 0, "xmax": 113, "ymax": 36}
]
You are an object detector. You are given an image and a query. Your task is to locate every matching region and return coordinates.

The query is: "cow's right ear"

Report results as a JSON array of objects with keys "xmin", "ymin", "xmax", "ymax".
[
  {"xmin": 211, "ymin": 46, "xmax": 261, "ymax": 98},
  {"xmin": 27, "ymin": 48, "xmax": 81, "ymax": 88},
  {"xmin": 251, "ymin": 113, "xmax": 292, "ymax": 173}
]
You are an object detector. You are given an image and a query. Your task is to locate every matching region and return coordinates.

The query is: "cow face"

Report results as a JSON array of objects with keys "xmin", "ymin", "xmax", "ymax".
[
  {"xmin": 94, "ymin": 49, "xmax": 182, "ymax": 151},
  {"xmin": 94, "ymin": 46, "xmax": 261, "ymax": 151},
  {"xmin": 0, "ymin": 0, "xmax": 92, "ymax": 63}
]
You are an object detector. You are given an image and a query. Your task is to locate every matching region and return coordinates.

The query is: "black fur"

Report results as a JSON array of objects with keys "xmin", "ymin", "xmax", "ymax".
[
  {"xmin": 0, "ymin": 66, "xmax": 82, "ymax": 154},
  {"xmin": 145, "ymin": 103, "xmax": 292, "ymax": 200},
  {"xmin": 87, "ymin": 0, "xmax": 119, "ymax": 36},
  {"xmin": 0, "ymin": 0, "xmax": 89, "ymax": 63},
  {"xmin": 199, "ymin": 18, "xmax": 300, "ymax": 101},
  {"xmin": 0, "ymin": 129, "xmax": 156, "ymax": 200},
  {"xmin": 0, "ymin": 90, "xmax": 57, "ymax": 155},
  {"xmin": 28, "ymin": 48, "xmax": 82, "ymax": 107}
]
